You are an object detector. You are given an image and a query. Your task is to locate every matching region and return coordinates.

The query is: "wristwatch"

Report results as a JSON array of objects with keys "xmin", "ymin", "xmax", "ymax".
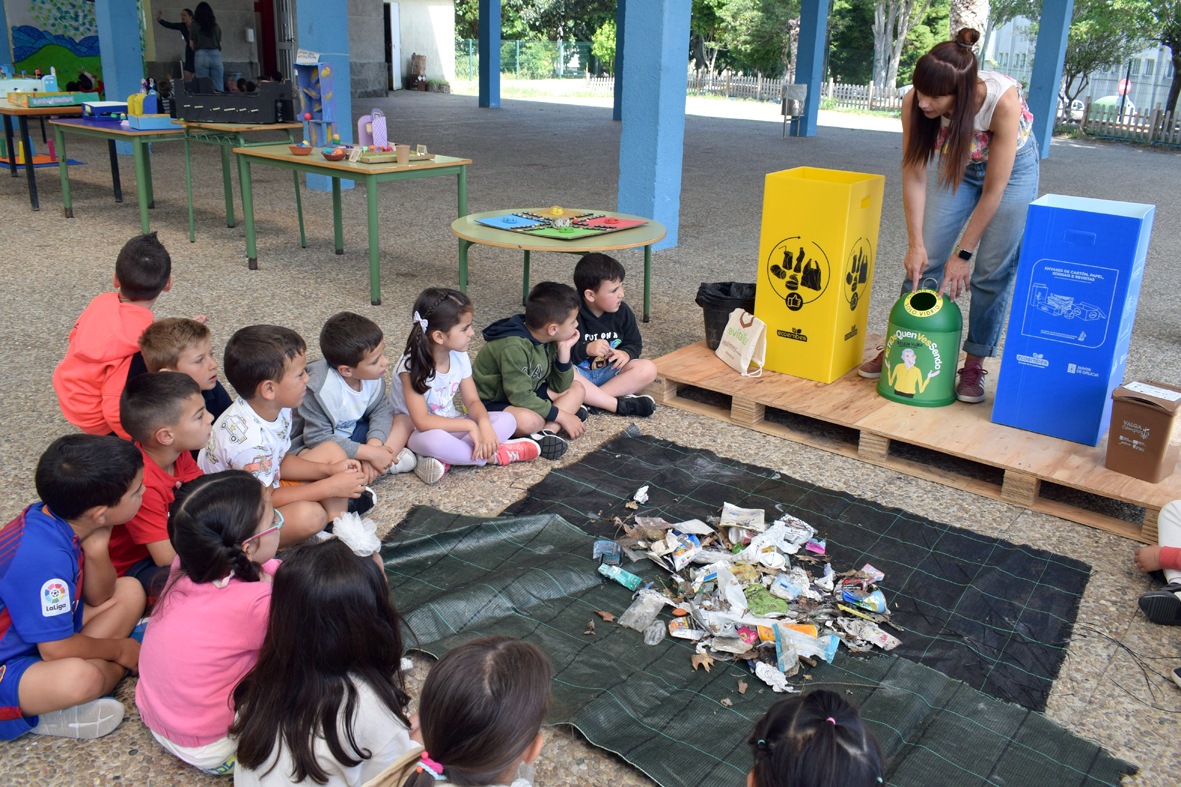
[{"xmin": 956, "ymin": 246, "xmax": 974, "ymax": 262}]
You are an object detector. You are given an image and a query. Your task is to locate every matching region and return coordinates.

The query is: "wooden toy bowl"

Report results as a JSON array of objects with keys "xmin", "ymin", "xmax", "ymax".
[
  {"xmin": 289, "ymin": 145, "xmax": 312, "ymax": 156},
  {"xmin": 321, "ymin": 149, "xmax": 347, "ymax": 161}
]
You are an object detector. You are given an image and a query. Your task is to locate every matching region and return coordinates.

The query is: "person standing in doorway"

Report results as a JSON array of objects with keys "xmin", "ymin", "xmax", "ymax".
[
  {"xmin": 190, "ymin": 2, "xmax": 224, "ymax": 92},
  {"xmin": 859, "ymin": 28, "xmax": 1039, "ymax": 403},
  {"xmin": 156, "ymin": 8, "xmax": 195, "ymax": 82}
]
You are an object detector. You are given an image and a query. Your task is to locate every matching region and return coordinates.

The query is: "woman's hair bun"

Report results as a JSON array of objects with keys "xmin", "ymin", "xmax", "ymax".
[{"xmin": 956, "ymin": 27, "xmax": 981, "ymax": 47}]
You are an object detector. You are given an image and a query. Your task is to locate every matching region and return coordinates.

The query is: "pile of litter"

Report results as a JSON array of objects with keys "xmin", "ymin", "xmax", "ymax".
[{"xmin": 597, "ymin": 494, "xmax": 901, "ymax": 692}]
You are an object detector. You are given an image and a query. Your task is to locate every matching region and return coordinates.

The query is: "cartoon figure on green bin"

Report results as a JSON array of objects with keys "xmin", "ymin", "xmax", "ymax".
[{"xmin": 884, "ymin": 347, "xmax": 938, "ymax": 398}]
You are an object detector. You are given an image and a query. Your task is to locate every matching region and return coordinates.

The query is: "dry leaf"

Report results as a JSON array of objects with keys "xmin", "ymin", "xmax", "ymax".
[
  {"xmin": 803, "ymin": 674, "xmax": 813, "ymax": 680},
  {"xmin": 624, "ymin": 501, "xmax": 639, "ymax": 510},
  {"xmin": 584, "ymin": 621, "xmax": 596, "ymax": 635},
  {"xmin": 720, "ymin": 698, "xmax": 733, "ymax": 707},
  {"xmin": 691, "ymin": 654, "xmax": 715, "ymax": 673},
  {"xmin": 738, "ymin": 681, "xmax": 748, "ymax": 695},
  {"xmin": 595, "ymin": 611, "xmax": 615, "ymax": 622}
]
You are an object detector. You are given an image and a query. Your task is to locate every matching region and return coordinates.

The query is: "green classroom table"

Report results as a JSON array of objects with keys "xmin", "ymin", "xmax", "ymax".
[
  {"xmin": 232, "ymin": 144, "xmax": 471, "ymax": 305},
  {"xmin": 175, "ymin": 120, "xmax": 306, "ymax": 243},
  {"xmin": 2, "ymin": 102, "xmax": 82, "ymax": 211},
  {"xmin": 51, "ymin": 118, "xmax": 185, "ymax": 233},
  {"xmin": 450, "ymin": 209, "xmax": 667, "ymax": 322}
]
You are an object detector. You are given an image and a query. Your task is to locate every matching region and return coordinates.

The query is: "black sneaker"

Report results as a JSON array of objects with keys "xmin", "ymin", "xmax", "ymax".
[
  {"xmin": 616, "ymin": 394, "xmax": 656, "ymax": 417},
  {"xmin": 1173, "ymin": 667, "xmax": 1181, "ymax": 691},
  {"xmin": 577, "ymin": 405, "xmax": 590, "ymax": 422},
  {"xmin": 529, "ymin": 430, "xmax": 569, "ymax": 460},
  {"xmin": 1138, "ymin": 583, "xmax": 1181, "ymax": 625},
  {"xmin": 348, "ymin": 486, "xmax": 377, "ymax": 516}
]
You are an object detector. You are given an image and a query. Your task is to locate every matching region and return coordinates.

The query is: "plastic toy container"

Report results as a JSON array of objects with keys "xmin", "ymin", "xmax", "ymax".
[
  {"xmin": 992, "ymin": 195, "xmax": 1155, "ymax": 445},
  {"xmin": 1105, "ymin": 380, "xmax": 1181, "ymax": 483},
  {"xmin": 877, "ymin": 289, "xmax": 963, "ymax": 407},
  {"xmin": 753, "ymin": 167, "xmax": 884, "ymax": 383}
]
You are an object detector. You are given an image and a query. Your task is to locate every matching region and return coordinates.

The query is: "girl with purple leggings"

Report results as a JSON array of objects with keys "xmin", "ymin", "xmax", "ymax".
[{"xmin": 389, "ymin": 289, "xmax": 542, "ymax": 486}]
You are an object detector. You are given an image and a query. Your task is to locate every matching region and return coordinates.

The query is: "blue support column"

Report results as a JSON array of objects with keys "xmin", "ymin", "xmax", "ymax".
[
  {"xmin": 94, "ymin": 0, "xmax": 144, "ymax": 155},
  {"xmin": 612, "ymin": 0, "xmax": 625, "ymax": 121},
  {"xmin": 479, "ymin": 0, "xmax": 501, "ymax": 108},
  {"xmin": 617, "ymin": 0, "xmax": 691, "ymax": 250},
  {"xmin": 790, "ymin": 0, "xmax": 829, "ymax": 137},
  {"xmin": 296, "ymin": 0, "xmax": 353, "ymax": 190},
  {"xmin": 1028, "ymin": 0, "xmax": 1074, "ymax": 159},
  {"xmin": 0, "ymin": 0, "xmax": 12, "ymax": 70}
]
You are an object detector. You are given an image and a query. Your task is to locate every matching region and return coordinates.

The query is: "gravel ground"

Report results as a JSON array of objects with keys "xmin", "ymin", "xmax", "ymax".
[{"xmin": 0, "ymin": 91, "xmax": 1177, "ymax": 785}]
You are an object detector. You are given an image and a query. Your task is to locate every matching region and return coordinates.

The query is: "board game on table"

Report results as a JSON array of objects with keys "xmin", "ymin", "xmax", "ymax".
[{"xmin": 474, "ymin": 206, "xmax": 648, "ymax": 241}]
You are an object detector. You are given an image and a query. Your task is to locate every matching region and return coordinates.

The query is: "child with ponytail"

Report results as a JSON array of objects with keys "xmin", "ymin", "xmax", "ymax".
[
  {"xmin": 231, "ymin": 538, "xmax": 415, "ymax": 787},
  {"xmin": 390, "ymin": 288, "xmax": 542, "ymax": 486},
  {"xmin": 136, "ymin": 470, "xmax": 284, "ymax": 775},
  {"xmin": 365, "ymin": 636, "xmax": 551, "ymax": 787},
  {"xmin": 747, "ymin": 689, "xmax": 884, "ymax": 787}
]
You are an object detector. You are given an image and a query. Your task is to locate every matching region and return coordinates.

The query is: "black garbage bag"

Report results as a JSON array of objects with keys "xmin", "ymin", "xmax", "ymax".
[{"xmin": 695, "ymin": 282, "xmax": 757, "ymax": 350}]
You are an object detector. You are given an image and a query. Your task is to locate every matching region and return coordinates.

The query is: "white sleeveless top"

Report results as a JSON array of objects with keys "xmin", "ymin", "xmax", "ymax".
[{"xmin": 938, "ymin": 71, "xmax": 1034, "ymax": 162}]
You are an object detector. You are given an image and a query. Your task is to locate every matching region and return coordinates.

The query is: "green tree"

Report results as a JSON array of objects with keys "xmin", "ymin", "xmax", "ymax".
[
  {"xmin": 1144, "ymin": 0, "xmax": 1181, "ymax": 111},
  {"xmin": 829, "ymin": 0, "xmax": 876, "ymax": 83},
  {"xmin": 591, "ymin": 19, "xmax": 616, "ymax": 74},
  {"xmin": 897, "ymin": 0, "xmax": 950, "ymax": 85},
  {"xmin": 691, "ymin": 0, "xmax": 727, "ymax": 74},
  {"xmin": 717, "ymin": 0, "xmax": 802, "ymax": 74}
]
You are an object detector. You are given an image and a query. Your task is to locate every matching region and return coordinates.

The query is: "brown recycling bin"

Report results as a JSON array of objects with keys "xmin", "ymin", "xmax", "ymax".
[{"xmin": 1105, "ymin": 380, "xmax": 1181, "ymax": 483}]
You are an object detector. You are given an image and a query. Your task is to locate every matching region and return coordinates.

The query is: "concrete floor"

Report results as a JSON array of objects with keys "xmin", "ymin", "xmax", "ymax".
[{"xmin": 0, "ymin": 90, "xmax": 1178, "ymax": 785}]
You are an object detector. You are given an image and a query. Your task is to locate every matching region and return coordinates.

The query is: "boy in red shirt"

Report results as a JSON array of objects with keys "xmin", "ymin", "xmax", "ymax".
[
  {"xmin": 53, "ymin": 233, "xmax": 173, "ymax": 439},
  {"xmin": 109, "ymin": 373, "xmax": 212, "ymax": 605}
]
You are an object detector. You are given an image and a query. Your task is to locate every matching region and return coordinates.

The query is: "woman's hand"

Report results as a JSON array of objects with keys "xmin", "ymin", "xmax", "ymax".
[
  {"xmin": 155, "ymin": 9, "xmax": 163, "ymax": 20},
  {"xmin": 939, "ymin": 255, "xmax": 972, "ymax": 300},
  {"xmin": 903, "ymin": 246, "xmax": 929, "ymax": 292}
]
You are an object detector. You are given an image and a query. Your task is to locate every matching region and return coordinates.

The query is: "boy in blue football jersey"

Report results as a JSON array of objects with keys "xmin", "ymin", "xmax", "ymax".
[{"xmin": 0, "ymin": 435, "xmax": 146, "ymax": 740}]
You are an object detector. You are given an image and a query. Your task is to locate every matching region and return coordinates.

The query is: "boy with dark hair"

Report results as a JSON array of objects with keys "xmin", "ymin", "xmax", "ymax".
[
  {"xmin": 198, "ymin": 325, "xmax": 371, "ymax": 544},
  {"xmin": 571, "ymin": 253, "xmax": 657, "ymax": 417},
  {"xmin": 473, "ymin": 282, "xmax": 586, "ymax": 460},
  {"xmin": 136, "ymin": 317, "xmax": 233, "ymax": 421},
  {"xmin": 53, "ymin": 232, "xmax": 173, "ymax": 439},
  {"xmin": 0, "ymin": 435, "xmax": 146, "ymax": 741},
  {"xmin": 291, "ymin": 312, "xmax": 416, "ymax": 484},
  {"xmin": 110, "ymin": 373, "xmax": 212, "ymax": 605}
]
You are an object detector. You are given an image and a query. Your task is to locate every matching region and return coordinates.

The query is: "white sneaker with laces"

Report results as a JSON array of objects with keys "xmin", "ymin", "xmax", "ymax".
[{"xmin": 30, "ymin": 697, "xmax": 124, "ymax": 739}]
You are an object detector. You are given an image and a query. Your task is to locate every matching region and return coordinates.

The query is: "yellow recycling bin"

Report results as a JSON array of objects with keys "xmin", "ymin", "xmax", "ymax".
[{"xmin": 754, "ymin": 167, "xmax": 885, "ymax": 384}]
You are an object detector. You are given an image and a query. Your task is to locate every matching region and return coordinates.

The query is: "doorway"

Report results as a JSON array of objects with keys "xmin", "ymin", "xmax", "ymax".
[{"xmin": 384, "ymin": 2, "xmax": 402, "ymax": 90}]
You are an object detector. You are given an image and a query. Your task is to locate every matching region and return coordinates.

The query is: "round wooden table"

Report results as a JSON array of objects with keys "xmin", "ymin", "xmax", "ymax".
[{"xmin": 450, "ymin": 208, "xmax": 667, "ymax": 322}]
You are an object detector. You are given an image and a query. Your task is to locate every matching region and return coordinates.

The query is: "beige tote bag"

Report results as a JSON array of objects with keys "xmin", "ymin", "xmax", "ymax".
[{"xmin": 715, "ymin": 308, "xmax": 766, "ymax": 377}]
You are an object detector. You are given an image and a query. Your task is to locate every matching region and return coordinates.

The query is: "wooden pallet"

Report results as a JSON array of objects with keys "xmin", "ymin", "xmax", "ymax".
[{"xmin": 646, "ymin": 339, "xmax": 1181, "ymax": 543}]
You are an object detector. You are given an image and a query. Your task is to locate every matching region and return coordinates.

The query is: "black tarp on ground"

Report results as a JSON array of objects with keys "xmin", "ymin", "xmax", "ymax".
[
  {"xmin": 503, "ymin": 433, "xmax": 1091, "ymax": 713},
  {"xmin": 382, "ymin": 506, "xmax": 1136, "ymax": 787}
]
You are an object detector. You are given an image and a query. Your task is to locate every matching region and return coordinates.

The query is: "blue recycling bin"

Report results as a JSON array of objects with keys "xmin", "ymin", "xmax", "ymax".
[{"xmin": 991, "ymin": 195, "xmax": 1155, "ymax": 445}]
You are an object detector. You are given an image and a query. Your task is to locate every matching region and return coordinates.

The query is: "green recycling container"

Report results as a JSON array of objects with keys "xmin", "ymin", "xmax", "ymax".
[{"xmin": 877, "ymin": 289, "xmax": 963, "ymax": 407}]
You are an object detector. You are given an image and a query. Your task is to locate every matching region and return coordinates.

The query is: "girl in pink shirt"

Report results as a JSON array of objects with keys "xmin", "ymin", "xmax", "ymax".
[{"xmin": 136, "ymin": 470, "xmax": 284, "ymax": 774}]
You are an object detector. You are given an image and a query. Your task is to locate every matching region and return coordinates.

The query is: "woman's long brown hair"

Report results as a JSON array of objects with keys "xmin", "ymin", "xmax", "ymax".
[{"xmin": 904, "ymin": 28, "xmax": 981, "ymax": 193}]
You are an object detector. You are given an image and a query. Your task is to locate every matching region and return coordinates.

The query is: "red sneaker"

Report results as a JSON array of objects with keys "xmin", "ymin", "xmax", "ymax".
[
  {"xmin": 857, "ymin": 347, "xmax": 885, "ymax": 379},
  {"xmin": 955, "ymin": 361, "xmax": 989, "ymax": 403},
  {"xmin": 495, "ymin": 438, "xmax": 541, "ymax": 465}
]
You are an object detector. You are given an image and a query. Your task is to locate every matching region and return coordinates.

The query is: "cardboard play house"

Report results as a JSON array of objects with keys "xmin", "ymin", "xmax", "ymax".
[{"xmin": 753, "ymin": 167, "xmax": 885, "ymax": 384}]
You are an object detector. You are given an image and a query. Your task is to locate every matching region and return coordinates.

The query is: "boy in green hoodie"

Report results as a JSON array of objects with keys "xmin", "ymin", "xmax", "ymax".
[{"xmin": 473, "ymin": 282, "xmax": 586, "ymax": 460}]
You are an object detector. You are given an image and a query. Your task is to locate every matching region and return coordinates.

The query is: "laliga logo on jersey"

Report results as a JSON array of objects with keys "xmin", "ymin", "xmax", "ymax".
[{"xmin": 41, "ymin": 579, "xmax": 70, "ymax": 617}]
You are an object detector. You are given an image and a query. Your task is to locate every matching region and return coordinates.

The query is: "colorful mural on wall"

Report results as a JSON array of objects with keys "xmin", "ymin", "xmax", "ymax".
[{"xmin": 9, "ymin": 0, "xmax": 102, "ymax": 81}]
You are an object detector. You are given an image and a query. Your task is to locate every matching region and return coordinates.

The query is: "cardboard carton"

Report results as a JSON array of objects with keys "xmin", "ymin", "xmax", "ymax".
[{"xmin": 1105, "ymin": 380, "xmax": 1181, "ymax": 483}]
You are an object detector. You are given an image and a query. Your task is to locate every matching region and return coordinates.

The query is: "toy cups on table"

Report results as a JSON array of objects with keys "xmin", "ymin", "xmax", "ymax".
[
  {"xmin": 877, "ymin": 289, "xmax": 963, "ymax": 408},
  {"xmin": 395, "ymin": 144, "xmax": 410, "ymax": 165},
  {"xmin": 754, "ymin": 167, "xmax": 885, "ymax": 384}
]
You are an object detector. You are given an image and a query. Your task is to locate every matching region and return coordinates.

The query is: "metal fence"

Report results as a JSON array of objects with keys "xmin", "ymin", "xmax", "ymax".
[{"xmin": 455, "ymin": 40, "xmax": 597, "ymax": 81}]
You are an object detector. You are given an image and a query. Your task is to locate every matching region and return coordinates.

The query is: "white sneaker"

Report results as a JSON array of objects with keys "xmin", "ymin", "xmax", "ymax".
[
  {"xmin": 30, "ymin": 697, "xmax": 124, "ymax": 739},
  {"xmin": 414, "ymin": 455, "xmax": 449, "ymax": 485},
  {"xmin": 390, "ymin": 447, "xmax": 417, "ymax": 474}
]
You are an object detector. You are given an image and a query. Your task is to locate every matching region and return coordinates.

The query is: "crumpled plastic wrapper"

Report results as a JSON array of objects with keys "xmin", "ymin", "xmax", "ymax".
[{"xmin": 329, "ymin": 512, "xmax": 381, "ymax": 556}]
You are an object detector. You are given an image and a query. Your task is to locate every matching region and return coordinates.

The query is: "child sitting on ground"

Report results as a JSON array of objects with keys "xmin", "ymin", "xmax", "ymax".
[
  {"xmin": 198, "ymin": 326, "xmax": 371, "ymax": 545},
  {"xmin": 0, "ymin": 435, "xmax": 146, "ymax": 741},
  {"xmin": 365, "ymin": 635, "xmax": 551, "ymax": 787},
  {"xmin": 136, "ymin": 471, "xmax": 283, "ymax": 775},
  {"xmin": 291, "ymin": 312, "xmax": 416, "ymax": 485},
  {"xmin": 136, "ymin": 317, "xmax": 234, "ymax": 421},
  {"xmin": 473, "ymin": 282, "xmax": 587, "ymax": 462},
  {"xmin": 747, "ymin": 689, "xmax": 883, "ymax": 787},
  {"xmin": 109, "ymin": 372, "xmax": 212, "ymax": 606},
  {"xmin": 231, "ymin": 538, "xmax": 416, "ymax": 786},
  {"xmin": 570, "ymin": 253, "xmax": 657, "ymax": 417},
  {"xmin": 53, "ymin": 232, "xmax": 173, "ymax": 439},
  {"xmin": 391, "ymin": 289, "xmax": 542, "ymax": 486}
]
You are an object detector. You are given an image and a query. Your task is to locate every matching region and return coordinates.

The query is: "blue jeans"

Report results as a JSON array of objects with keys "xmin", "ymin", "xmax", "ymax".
[
  {"xmin": 901, "ymin": 137, "xmax": 1040, "ymax": 357},
  {"xmin": 194, "ymin": 48, "xmax": 224, "ymax": 92}
]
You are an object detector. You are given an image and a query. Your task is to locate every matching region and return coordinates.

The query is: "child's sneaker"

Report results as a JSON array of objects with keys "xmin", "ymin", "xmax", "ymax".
[
  {"xmin": 389, "ymin": 447, "xmax": 417, "ymax": 474},
  {"xmin": 347, "ymin": 486, "xmax": 377, "ymax": 516},
  {"xmin": 615, "ymin": 394, "xmax": 656, "ymax": 417},
  {"xmin": 494, "ymin": 438, "xmax": 541, "ymax": 465},
  {"xmin": 1173, "ymin": 667, "xmax": 1181, "ymax": 692},
  {"xmin": 529, "ymin": 430, "xmax": 568, "ymax": 460},
  {"xmin": 30, "ymin": 697, "xmax": 124, "ymax": 739},
  {"xmin": 576, "ymin": 405, "xmax": 590, "ymax": 422},
  {"xmin": 414, "ymin": 456, "xmax": 449, "ymax": 485}
]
